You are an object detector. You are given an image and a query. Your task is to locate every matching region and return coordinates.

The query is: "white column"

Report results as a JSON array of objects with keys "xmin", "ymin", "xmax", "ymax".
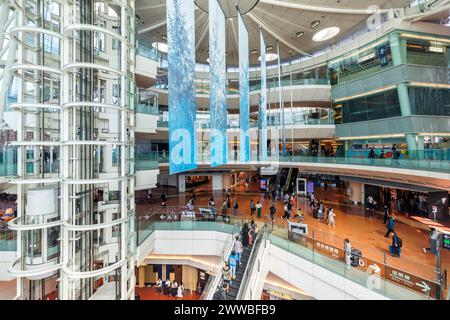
[
  {"xmin": 348, "ymin": 181, "xmax": 364, "ymax": 204},
  {"xmin": 178, "ymin": 174, "xmax": 186, "ymax": 193},
  {"xmin": 222, "ymin": 173, "xmax": 232, "ymax": 190},
  {"xmin": 212, "ymin": 174, "xmax": 223, "ymax": 191}
]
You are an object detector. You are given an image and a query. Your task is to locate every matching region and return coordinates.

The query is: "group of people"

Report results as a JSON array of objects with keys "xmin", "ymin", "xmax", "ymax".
[
  {"xmin": 367, "ymin": 144, "xmax": 401, "ymax": 160},
  {"xmin": 222, "ymin": 221, "xmax": 259, "ymax": 293},
  {"xmin": 156, "ymin": 278, "xmax": 184, "ymax": 298},
  {"xmin": 383, "ymin": 205, "xmax": 403, "ymax": 257},
  {"xmin": 309, "ymin": 193, "xmax": 336, "ymax": 227}
]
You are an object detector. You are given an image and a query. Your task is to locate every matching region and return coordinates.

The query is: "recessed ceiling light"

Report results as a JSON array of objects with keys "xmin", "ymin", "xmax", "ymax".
[
  {"xmin": 266, "ymin": 45, "xmax": 273, "ymax": 51},
  {"xmin": 312, "ymin": 26, "xmax": 340, "ymax": 42},
  {"xmin": 311, "ymin": 20, "xmax": 320, "ymax": 29},
  {"xmin": 296, "ymin": 31, "xmax": 304, "ymax": 39},
  {"xmin": 251, "ymin": 49, "xmax": 258, "ymax": 55},
  {"xmin": 152, "ymin": 41, "xmax": 168, "ymax": 53},
  {"xmin": 258, "ymin": 53, "xmax": 278, "ymax": 62}
]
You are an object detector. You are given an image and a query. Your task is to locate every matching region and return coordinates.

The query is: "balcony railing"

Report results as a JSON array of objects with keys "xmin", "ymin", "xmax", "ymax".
[
  {"xmin": 133, "ymin": 149, "xmax": 450, "ymax": 174},
  {"xmin": 137, "ymin": 210, "xmax": 441, "ymax": 300}
]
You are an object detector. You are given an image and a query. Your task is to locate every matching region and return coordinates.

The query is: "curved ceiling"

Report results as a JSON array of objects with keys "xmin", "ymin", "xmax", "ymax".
[{"xmin": 136, "ymin": 0, "xmax": 411, "ymax": 66}]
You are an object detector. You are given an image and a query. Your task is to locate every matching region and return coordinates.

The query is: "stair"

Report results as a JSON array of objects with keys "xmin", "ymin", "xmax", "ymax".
[{"xmin": 226, "ymin": 246, "xmax": 252, "ymax": 300}]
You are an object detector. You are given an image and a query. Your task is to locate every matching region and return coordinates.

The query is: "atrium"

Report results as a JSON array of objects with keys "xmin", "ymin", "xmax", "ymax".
[{"xmin": 0, "ymin": 0, "xmax": 449, "ymax": 302}]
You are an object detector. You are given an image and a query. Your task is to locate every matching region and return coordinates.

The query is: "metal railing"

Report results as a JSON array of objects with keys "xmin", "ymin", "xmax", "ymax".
[{"xmin": 236, "ymin": 224, "xmax": 268, "ymax": 300}]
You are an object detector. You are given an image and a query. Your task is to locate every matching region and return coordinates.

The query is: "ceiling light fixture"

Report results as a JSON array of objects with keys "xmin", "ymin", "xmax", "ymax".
[
  {"xmin": 251, "ymin": 49, "xmax": 258, "ymax": 55},
  {"xmin": 311, "ymin": 20, "xmax": 320, "ymax": 29},
  {"xmin": 258, "ymin": 53, "xmax": 278, "ymax": 62},
  {"xmin": 152, "ymin": 41, "xmax": 168, "ymax": 53},
  {"xmin": 162, "ymin": 34, "xmax": 167, "ymax": 40},
  {"xmin": 312, "ymin": 26, "xmax": 340, "ymax": 42},
  {"xmin": 296, "ymin": 31, "xmax": 304, "ymax": 39},
  {"xmin": 266, "ymin": 45, "xmax": 273, "ymax": 51}
]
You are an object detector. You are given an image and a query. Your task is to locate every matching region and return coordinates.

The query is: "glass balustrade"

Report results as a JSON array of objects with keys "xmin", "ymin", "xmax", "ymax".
[
  {"xmin": 137, "ymin": 210, "xmax": 441, "ymax": 300},
  {"xmin": 0, "ymin": 229, "xmax": 16, "ymax": 251},
  {"xmin": 132, "ymin": 148, "xmax": 450, "ymax": 174},
  {"xmin": 135, "ymin": 103, "xmax": 159, "ymax": 115},
  {"xmin": 136, "ymin": 41, "xmax": 160, "ymax": 62}
]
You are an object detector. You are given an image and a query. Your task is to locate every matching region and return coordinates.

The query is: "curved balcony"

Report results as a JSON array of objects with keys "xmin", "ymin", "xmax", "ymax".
[
  {"xmin": 8, "ymin": 212, "xmax": 61, "ymax": 231},
  {"xmin": 64, "ymin": 258, "xmax": 126, "ymax": 280},
  {"xmin": 8, "ymin": 256, "xmax": 61, "ymax": 279}
]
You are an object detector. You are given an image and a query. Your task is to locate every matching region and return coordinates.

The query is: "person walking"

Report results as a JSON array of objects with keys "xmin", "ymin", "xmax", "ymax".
[
  {"xmin": 385, "ymin": 215, "xmax": 395, "ymax": 238},
  {"xmin": 391, "ymin": 232, "xmax": 402, "ymax": 257},
  {"xmin": 250, "ymin": 199, "xmax": 255, "ymax": 216},
  {"xmin": 256, "ymin": 201, "xmax": 262, "ymax": 219},
  {"xmin": 367, "ymin": 194, "xmax": 374, "ymax": 210},
  {"xmin": 291, "ymin": 194, "xmax": 297, "ymax": 210},
  {"xmin": 222, "ymin": 200, "xmax": 228, "ymax": 216},
  {"xmin": 269, "ymin": 203, "xmax": 276, "ymax": 224},
  {"xmin": 234, "ymin": 236, "xmax": 243, "ymax": 266},
  {"xmin": 344, "ymin": 239, "xmax": 352, "ymax": 270},
  {"xmin": 309, "ymin": 193, "xmax": 315, "ymax": 209},
  {"xmin": 383, "ymin": 205, "xmax": 390, "ymax": 224},
  {"xmin": 233, "ymin": 200, "xmax": 239, "ymax": 217},
  {"xmin": 328, "ymin": 208, "xmax": 336, "ymax": 227}
]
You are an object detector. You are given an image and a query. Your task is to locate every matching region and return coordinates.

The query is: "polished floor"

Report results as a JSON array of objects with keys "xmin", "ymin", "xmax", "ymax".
[
  {"xmin": 135, "ymin": 287, "xmax": 201, "ymax": 300},
  {"xmin": 138, "ymin": 181, "xmax": 450, "ymax": 288}
]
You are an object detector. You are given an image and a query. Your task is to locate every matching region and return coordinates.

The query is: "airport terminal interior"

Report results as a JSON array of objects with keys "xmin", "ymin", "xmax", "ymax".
[{"xmin": 0, "ymin": 0, "xmax": 449, "ymax": 301}]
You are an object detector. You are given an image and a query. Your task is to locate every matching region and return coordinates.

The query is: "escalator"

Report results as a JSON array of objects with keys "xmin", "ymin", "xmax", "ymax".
[
  {"xmin": 286, "ymin": 168, "xmax": 299, "ymax": 195},
  {"xmin": 282, "ymin": 168, "xmax": 293, "ymax": 194},
  {"xmin": 224, "ymin": 246, "xmax": 252, "ymax": 300}
]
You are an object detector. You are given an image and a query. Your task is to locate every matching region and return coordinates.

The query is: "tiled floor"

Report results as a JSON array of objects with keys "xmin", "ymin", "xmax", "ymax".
[{"xmin": 137, "ymin": 182, "xmax": 450, "ymax": 289}]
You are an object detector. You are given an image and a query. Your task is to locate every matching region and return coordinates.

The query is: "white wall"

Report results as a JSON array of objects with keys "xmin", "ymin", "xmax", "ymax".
[
  {"xmin": 135, "ymin": 169, "xmax": 159, "ymax": 191},
  {"xmin": 135, "ymin": 113, "xmax": 158, "ymax": 133},
  {"xmin": 138, "ymin": 230, "xmax": 232, "ymax": 265},
  {"xmin": 157, "ymin": 172, "xmax": 178, "ymax": 188},
  {"xmin": 135, "ymin": 55, "xmax": 158, "ymax": 80},
  {"xmin": 0, "ymin": 251, "xmax": 16, "ymax": 281}
]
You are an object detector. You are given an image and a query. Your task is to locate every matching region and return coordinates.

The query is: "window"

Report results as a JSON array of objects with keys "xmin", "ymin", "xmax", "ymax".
[{"xmin": 338, "ymin": 89, "xmax": 401, "ymax": 123}]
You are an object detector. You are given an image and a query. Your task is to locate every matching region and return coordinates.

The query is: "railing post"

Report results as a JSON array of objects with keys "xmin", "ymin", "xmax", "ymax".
[{"xmin": 384, "ymin": 253, "xmax": 387, "ymax": 296}]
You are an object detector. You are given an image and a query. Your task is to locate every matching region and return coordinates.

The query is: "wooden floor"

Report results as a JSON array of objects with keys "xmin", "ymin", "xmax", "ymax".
[
  {"xmin": 135, "ymin": 287, "xmax": 201, "ymax": 300},
  {"xmin": 138, "ymin": 182, "xmax": 450, "ymax": 287}
]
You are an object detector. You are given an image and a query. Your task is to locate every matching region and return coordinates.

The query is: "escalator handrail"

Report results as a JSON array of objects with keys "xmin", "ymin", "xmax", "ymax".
[{"xmin": 236, "ymin": 224, "xmax": 267, "ymax": 300}]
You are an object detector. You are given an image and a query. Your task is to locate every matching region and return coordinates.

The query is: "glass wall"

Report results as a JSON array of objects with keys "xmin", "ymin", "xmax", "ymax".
[
  {"xmin": 335, "ymin": 89, "xmax": 401, "ymax": 124},
  {"xmin": 408, "ymin": 86, "xmax": 450, "ymax": 116},
  {"xmin": 328, "ymin": 39, "xmax": 392, "ymax": 85},
  {"xmin": 404, "ymin": 36, "xmax": 449, "ymax": 68}
]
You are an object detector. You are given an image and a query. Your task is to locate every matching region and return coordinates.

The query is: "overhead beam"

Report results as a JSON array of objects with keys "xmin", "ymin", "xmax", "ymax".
[
  {"xmin": 253, "ymin": 6, "xmax": 313, "ymax": 32},
  {"xmin": 138, "ymin": 19, "xmax": 166, "ymax": 35},
  {"xmin": 229, "ymin": 18, "xmax": 239, "ymax": 54},
  {"xmin": 259, "ymin": 0, "xmax": 397, "ymax": 15},
  {"xmin": 138, "ymin": 7, "xmax": 202, "ymax": 35},
  {"xmin": 136, "ymin": 3, "xmax": 166, "ymax": 11},
  {"xmin": 195, "ymin": 15, "xmax": 209, "ymax": 51},
  {"xmin": 247, "ymin": 12, "xmax": 311, "ymax": 57}
]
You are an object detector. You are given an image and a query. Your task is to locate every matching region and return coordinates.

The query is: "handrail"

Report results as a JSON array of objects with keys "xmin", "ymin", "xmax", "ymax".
[{"xmin": 236, "ymin": 224, "xmax": 267, "ymax": 299}]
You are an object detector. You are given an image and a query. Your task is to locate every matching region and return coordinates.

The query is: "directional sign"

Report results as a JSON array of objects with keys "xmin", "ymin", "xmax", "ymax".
[
  {"xmin": 368, "ymin": 264, "xmax": 381, "ymax": 274},
  {"xmin": 415, "ymin": 281, "xmax": 431, "ymax": 295},
  {"xmin": 386, "ymin": 266, "xmax": 438, "ymax": 299}
]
